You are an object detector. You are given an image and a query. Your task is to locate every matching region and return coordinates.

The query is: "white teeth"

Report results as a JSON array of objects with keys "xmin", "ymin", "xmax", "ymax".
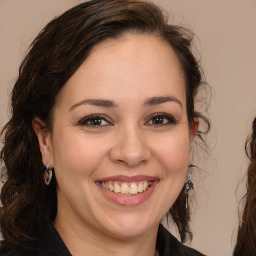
[
  {"xmin": 114, "ymin": 182, "xmax": 120, "ymax": 193},
  {"xmin": 129, "ymin": 183, "xmax": 138, "ymax": 195},
  {"xmin": 109, "ymin": 183, "xmax": 114, "ymax": 192},
  {"xmin": 121, "ymin": 183, "xmax": 129, "ymax": 194},
  {"xmin": 102, "ymin": 181, "xmax": 152, "ymax": 195},
  {"xmin": 137, "ymin": 183, "xmax": 143, "ymax": 192}
]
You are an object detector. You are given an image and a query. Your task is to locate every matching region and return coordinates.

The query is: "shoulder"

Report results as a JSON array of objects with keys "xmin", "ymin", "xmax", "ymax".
[
  {"xmin": 157, "ymin": 224, "xmax": 206, "ymax": 256},
  {"xmin": 0, "ymin": 241, "xmax": 30, "ymax": 256},
  {"xmin": 0, "ymin": 224, "xmax": 71, "ymax": 256},
  {"xmin": 179, "ymin": 244, "xmax": 205, "ymax": 256}
]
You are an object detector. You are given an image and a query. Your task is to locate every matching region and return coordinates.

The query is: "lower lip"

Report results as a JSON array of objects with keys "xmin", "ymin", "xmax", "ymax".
[{"xmin": 96, "ymin": 181, "xmax": 158, "ymax": 206}]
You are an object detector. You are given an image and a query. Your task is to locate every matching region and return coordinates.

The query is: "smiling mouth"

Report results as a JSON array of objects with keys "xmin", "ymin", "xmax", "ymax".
[
  {"xmin": 101, "ymin": 181, "xmax": 153, "ymax": 196},
  {"xmin": 96, "ymin": 176, "xmax": 158, "ymax": 206}
]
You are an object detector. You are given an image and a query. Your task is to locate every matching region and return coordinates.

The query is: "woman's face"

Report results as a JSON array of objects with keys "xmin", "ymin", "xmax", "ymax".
[{"xmin": 37, "ymin": 33, "xmax": 196, "ymax": 239}]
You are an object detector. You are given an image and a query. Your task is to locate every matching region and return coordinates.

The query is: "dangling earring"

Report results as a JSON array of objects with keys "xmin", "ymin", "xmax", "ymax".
[
  {"xmin": 185, "ymin": 166, "xmax": 193, "ymax": 209},
  {"xmin": 44, "ymin": 164, "xmax": 53, "ymax": 186}
]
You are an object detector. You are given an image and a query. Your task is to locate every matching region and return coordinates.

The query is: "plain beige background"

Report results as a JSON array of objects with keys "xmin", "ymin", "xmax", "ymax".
[{"xmin": 0, "ymin": 1, "xmax": 256, "ymax": 255}]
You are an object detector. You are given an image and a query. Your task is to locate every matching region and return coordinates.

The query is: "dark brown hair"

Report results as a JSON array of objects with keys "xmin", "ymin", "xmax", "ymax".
[
  {"xmin": 233, "ymin": 117, "xmax": 256, "ymax": 256},
  {"xmin": 0, "ymin": 0, "xmax": 210, "ymax": 249}
]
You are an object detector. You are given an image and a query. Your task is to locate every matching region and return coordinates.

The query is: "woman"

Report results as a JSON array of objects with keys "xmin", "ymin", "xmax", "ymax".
[
  {"xmin": 233, "ymin": 117, "xmax": 256, "ymax": 256},
  {"xmin": 0, "ymin": 0, "xmax": 210, "ymax": 255}
]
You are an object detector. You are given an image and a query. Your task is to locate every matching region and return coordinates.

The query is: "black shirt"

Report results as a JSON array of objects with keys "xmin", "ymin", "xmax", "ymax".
[{"xmin": 0, "ymin": 224, "xmax": 206, "ymax": 255}]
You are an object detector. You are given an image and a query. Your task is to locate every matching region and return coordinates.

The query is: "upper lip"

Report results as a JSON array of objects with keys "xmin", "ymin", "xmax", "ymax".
[{"xmin": 96, "ymin": 175, "xmax": 159, "ymax": 182}]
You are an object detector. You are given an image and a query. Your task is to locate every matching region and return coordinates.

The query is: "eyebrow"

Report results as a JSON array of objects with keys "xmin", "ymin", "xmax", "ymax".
[
  {"xmin": 70, "ymin": 96, "xmax": 182, "ymax": 111},
  {"xmin": 144, "ymin": 96, "xmax": 183, "ymax": 109},
  {"xmin": 70, "ymin": 99, "xmax": 117, "ymax": 111}
]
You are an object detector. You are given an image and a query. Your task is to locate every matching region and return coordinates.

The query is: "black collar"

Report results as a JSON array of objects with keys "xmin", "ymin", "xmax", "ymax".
[
  {"xmin": 38, "ymin": 224, "xmax": 205, "ymax": 256},
  {"xmin": 0, "ymin": 224, "xmax": 205, "ymax": 256}
]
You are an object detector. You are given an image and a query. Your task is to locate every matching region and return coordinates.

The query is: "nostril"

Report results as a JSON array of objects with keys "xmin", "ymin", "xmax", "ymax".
[
  {"xmin": 110, "ymin": 147, "xmax": 151, "ymax": 167},
  {"xmin": 109, "ymin": 130, "xmax": 152, "ymax": 167}
]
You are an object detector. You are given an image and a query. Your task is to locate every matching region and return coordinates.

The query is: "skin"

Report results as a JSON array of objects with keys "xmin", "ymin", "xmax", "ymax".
[{"xmin": 33, "ymin": 33, "xmax": 197, "ymax": 256}]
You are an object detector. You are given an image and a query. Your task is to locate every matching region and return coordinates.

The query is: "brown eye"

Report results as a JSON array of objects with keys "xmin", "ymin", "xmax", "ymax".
[
  {"xmin": 152, "ymin": 115, "xmax": 164, "ymax": 125},
  {"xmin": 147, "ymin": 113, "xmax": 177, "ymax": 126},
  {"xmin": 77, "ymin": 115, "xmax": 110, "ymax": 127},
  {"xmin": 88, "ymin": 117, "xmax": 104, "ymax": 126}
]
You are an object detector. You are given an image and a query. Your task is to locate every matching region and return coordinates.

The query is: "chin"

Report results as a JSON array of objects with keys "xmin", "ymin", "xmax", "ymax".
[{"xmin": 100, "ymin": 213, "xmax": 157, "ymax": 239}]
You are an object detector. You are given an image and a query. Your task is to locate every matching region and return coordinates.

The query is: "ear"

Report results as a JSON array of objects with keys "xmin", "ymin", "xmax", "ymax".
[
  {"xmin": 189, "ymin": 118, "xmax": 199, "ymax": 164},
  {"xmin": 32, "ymin": 117, "xmax": 53, "ymax": 168},
  {"xmin": 189, "ymin": 118, "xmax": 199, "ymax": 142}
]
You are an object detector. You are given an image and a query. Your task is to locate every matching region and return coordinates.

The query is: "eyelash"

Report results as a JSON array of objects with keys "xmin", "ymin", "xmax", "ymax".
[
  {"xmin": 77, "ymin": 113, "xmax": 177, "ymax": 128},
  {"xmin": 77, "ymin": 114, "xmax": 111, "ymax": 127},
  {"xmin": 146, "ymin": 113, "xmax": 177, "ymax": 126}
]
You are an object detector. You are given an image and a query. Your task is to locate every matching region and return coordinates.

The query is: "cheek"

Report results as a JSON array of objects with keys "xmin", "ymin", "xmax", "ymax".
[
  {"xmin": 152, "ymin": 133, "xmax": 190, "ymax": 177},
  {"xmin": 52, "ymin": 131, "xmax": 108, "ymax": 181}
]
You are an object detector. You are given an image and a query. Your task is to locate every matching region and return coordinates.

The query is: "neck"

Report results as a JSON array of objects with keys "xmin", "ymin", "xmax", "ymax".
[{"xmin": 54, "ymin": 217, "xmax": 159, "ymax": 256}]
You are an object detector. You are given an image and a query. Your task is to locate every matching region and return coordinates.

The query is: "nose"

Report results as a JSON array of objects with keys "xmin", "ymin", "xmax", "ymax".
[{"xmin": 110, "ymin": 126, "xmax": 151, "ymax": 167}]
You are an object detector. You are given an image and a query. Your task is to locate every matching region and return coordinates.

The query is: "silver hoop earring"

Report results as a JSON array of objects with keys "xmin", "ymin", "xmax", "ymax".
[
  {"xmin": 44, "ymin": 164, "xmax": 53, "ymax": 186},
  {"xmin": 185, "ymin": 167, "xmax": 193, "ymax": 209}
]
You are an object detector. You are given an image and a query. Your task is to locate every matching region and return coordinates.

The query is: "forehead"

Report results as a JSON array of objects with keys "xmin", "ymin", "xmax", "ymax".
[{"xmin": 56, "ymin": 33, "xmax": 186, "ymax": 108}]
